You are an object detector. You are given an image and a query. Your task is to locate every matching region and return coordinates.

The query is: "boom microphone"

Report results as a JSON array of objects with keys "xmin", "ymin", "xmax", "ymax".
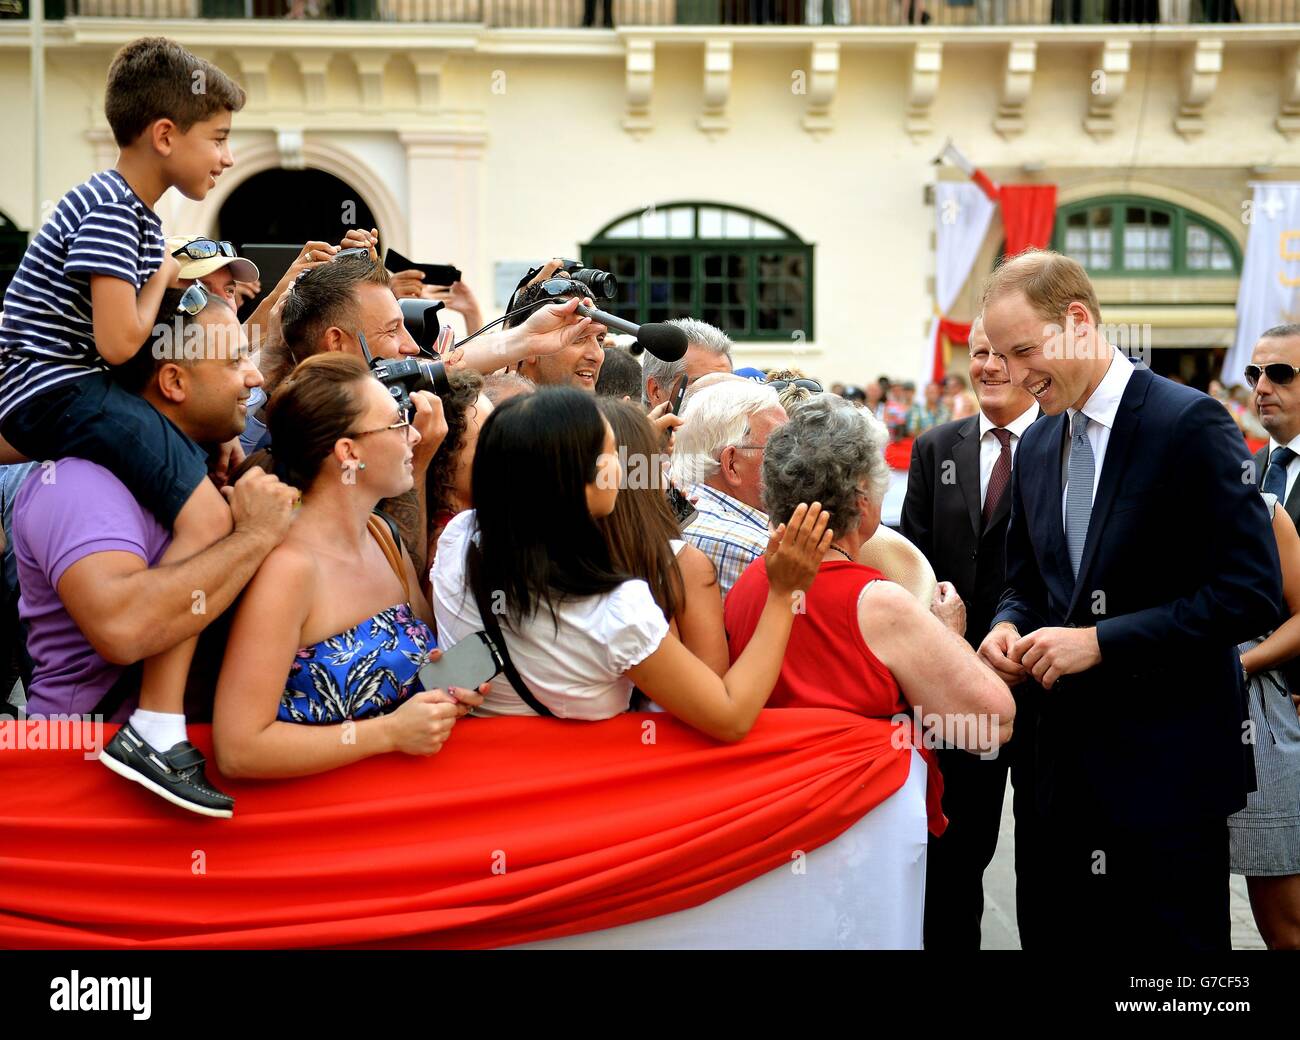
[{"xmin": 574, "ymin": 303, "xmax": 688, "ymax": 362}]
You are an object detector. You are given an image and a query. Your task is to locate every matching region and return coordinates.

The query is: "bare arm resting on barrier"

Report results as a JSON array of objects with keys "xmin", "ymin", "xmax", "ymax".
[
  {"xmin": 211, "ymin": 538, "xmax": 482, "ymax": 780},
  {"xmin": 56, "ymin": 468, "xmax": 297, "ymax": 666}
]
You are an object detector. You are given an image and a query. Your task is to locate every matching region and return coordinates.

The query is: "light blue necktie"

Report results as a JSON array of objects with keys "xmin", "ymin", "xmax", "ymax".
[
  {"xmin": 1262, "ymin": 446, "xmax": 1296, "ymax": 501},
  {"xmin": 1065, "ymin": 410, "xmax": 1095, "ymax": 579}
]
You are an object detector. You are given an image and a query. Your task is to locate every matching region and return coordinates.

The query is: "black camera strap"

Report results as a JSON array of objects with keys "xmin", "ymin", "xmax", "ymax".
[{"xmin": 468, "ymin": 557, "xmax": 555, "ymax": 719}]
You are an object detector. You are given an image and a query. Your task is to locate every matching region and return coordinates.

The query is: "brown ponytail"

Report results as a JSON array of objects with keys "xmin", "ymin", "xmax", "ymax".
[{"xmin": 264, "ymin": 353, "xmax": 371, "ymax": 489}]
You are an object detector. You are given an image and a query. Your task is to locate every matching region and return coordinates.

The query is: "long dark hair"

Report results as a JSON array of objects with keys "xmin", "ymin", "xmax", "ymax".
[
  {"xmin": 468, "ymin": 387, "xmax": 629, "ymax": 629},
  {"xmin": 595, "ymin": 398, "xmax": 686, "ymax": 622}
]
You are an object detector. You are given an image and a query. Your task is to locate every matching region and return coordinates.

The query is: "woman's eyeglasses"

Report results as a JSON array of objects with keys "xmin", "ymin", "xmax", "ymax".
[
  {"xmin": 767, "ymin": 378, "xmax": 824, "ymax": 394},
  {"xmin": 172, "ymin": 239, "xmax": 238, "ymax": 262},
  {"xmin": 176, "ymin": 282, "xmax": 214, "ymax": 315},
  {"xmin": 349, "ymin": 411, "xmax": 415, "ymax": 442},
  {"xmin": 1245, "ymin": 364, "xmax": 1300, "ymax": 389}
]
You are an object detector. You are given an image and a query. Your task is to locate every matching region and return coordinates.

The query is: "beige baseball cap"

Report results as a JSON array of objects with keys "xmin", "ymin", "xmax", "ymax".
[{"xmin": 167, "ymin": 236, "xmax": 260, "ymax": 283}]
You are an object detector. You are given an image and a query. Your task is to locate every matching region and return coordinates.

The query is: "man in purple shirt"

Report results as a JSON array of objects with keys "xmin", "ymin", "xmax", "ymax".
[{"xmin": 13, "ymin": 286, "xmax": 298, "ymax": 815}]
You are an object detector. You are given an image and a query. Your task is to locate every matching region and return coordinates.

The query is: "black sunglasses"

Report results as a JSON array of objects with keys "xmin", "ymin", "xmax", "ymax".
[
  {"xmin": 172, "ymin": 238, "xmax": 237, "ymax": 262},
  {"xmin": 768, "ymin": 378, "xmax": 823, "ymax": 394},
  {"xmin": 1245, "ymin": 364, "xmax": 1300, "ymax": 389}
]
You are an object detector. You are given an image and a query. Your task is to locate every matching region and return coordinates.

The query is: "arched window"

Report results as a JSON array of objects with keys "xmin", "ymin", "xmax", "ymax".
[
  {"xmin": 583, "ymin": 202, "xmax": 814, "ymax": 341},
  {"xmin": 1051, "ymin": 196, "xmax": 1240, "ymax": 276}
]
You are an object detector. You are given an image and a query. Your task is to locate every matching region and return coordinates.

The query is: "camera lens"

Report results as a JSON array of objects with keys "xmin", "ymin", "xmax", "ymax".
[
  {"xmin": 415, "ymin": 359, "xmax": 450, "ymax": 398},
  {"xmin": 570, "ymin": 268, "xmax": 618, "ymax": 300}
]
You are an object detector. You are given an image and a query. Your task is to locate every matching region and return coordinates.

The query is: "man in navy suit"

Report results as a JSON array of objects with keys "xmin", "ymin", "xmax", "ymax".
[{"xmin": 977, "ymin": 250, "xmax": 1282, "ymax": 951}]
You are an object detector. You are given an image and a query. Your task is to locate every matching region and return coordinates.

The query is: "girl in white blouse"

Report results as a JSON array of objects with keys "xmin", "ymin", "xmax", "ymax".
[{"xmin": 432, "ymin": 387, "xmax": 831, "ymax": 741}]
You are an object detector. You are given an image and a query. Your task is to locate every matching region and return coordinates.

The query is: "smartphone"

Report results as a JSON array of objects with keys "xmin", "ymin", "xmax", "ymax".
[
  {"xmin": 417, "ymin": 632, "xmax": 503, "ymax": 692},
  {"xmin": 384, "ymin": 247, "xmax": 462, "ymax": 287},
  {"xmin": 671, "ymin": 373, "xmax": 689, "ymax": 418},
  {"xmin": 666, "ymin": 481, "xmax": 698, "ymax": 530}
]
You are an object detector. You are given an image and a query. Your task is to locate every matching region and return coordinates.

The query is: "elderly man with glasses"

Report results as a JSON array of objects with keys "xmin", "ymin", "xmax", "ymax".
[{"xmin": 669, "ymin": 379, "xmax": 788, "ymax": 598}]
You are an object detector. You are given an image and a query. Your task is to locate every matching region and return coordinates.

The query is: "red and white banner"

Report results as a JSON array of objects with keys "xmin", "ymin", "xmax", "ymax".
[
  {"xmin": 927, "ymin": 181, "xmax": 997, "ymax": 382},
  {"xmin": 0, "ymin": 710, "xmax": 939, "ymax": 949},
  {"xmin": 927, "ymin": 142, "xmax": 1057, "ymax": 382}
]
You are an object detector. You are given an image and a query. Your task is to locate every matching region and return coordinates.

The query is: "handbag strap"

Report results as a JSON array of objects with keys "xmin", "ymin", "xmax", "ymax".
[
  {"xmin": 368, "ymin": 512, "xmax": 412, "ymax": 603},
  {"xmin": 467, "ymin": 547, "xmax": 555, "ymax": 719}
]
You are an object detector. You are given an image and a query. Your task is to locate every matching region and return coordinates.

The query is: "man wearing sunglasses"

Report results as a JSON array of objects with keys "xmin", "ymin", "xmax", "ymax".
[{"xmin": 1247, "ymin": 325, "xmax": 1300, "ymax": 528}]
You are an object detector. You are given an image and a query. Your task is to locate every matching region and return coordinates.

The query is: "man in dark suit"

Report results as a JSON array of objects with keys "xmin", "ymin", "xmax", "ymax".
[
  {"xmin": 1248, "ymin": 324, "xmax": 1300, "ymax": 529},
  {"xmin": 977, "ymin": 250, "xmax": 1282, "ymax": 951},
  {"xmin": 902, "ymin": 316, "xmax": 1041, "ymax": 950}
]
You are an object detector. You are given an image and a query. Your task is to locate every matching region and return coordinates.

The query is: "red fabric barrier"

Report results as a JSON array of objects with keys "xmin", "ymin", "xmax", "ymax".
[{"xmin": 0, "ymin": 710, "xmax": 914, "ymax": 949}]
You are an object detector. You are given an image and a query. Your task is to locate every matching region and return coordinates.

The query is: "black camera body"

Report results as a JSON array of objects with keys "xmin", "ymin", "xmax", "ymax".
[
  {"xmin": 558, "ymin": 259, "xmax": 617, "ymax": 300},
  {"xmin": 370, "ymin": 355, "xmax": 450, "ymax": 415},
  {"xmin": 358, "ymin": 328, "xmax": 450, "ymax": 414}
]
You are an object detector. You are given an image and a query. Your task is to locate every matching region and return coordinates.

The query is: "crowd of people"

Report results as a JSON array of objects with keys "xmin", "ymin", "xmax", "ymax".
[{"xmin": 0, "ymin": 35, "xmax": 1297, "ymax": 952}]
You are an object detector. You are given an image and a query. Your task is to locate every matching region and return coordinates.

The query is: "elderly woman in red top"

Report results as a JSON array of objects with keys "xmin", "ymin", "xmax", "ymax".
[{"xmin": 725, "ymin": 394, "xmax": 1015, "ymax": 831}]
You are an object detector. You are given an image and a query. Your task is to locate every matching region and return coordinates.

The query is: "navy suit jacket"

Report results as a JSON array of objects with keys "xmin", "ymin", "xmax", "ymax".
[{"xmin": 992, "ymin": 363, "xmax": 1282, "ymax": 830}]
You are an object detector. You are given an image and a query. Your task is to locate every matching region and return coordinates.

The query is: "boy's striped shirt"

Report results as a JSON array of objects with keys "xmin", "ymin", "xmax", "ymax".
[{"xmin": 0, "ymin": 169, "xmax": 164, "ymax": 421}]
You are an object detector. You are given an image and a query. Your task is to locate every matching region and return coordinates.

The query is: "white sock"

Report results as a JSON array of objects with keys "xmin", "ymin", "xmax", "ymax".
[{"xmin": 129, "ymin": 709, "xmax": 188, "ymax": 751}]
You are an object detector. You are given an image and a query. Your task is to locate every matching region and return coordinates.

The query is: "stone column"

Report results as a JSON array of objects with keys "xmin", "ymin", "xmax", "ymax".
[{"xmin": 398, "ymin": 129, "xmax": 488, "ymax": 292}]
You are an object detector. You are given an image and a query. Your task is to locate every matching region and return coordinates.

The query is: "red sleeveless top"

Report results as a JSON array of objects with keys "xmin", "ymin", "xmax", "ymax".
[{"xmin": 725, "ymin": 557, "xmax": 946, "ymax": 835}]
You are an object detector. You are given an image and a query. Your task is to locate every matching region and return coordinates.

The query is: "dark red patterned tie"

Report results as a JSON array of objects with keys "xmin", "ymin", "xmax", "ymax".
[{"xmin": 982, "ymin": 428, "xmax": 1013, "ymax": 528}]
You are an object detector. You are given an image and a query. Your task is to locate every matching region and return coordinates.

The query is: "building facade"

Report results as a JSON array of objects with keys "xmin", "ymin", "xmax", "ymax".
[{"xmin": 2, "ymin": 7, "xmax": 1299, "ymax": 384}]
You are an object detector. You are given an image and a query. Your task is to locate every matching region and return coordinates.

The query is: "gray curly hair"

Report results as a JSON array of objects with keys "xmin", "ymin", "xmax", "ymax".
[{"xmin": 762, "ymin": 394, "xmax": 890, "ymax": 536}]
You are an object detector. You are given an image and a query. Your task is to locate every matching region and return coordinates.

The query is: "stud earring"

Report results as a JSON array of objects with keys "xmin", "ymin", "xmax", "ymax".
[{"xmin": 358, "ymin": 462, "xmax": 367, "ymax": 471}]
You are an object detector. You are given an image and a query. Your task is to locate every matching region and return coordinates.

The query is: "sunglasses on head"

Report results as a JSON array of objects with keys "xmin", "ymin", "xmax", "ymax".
[
  {"xmin": 768, "ymin": 378, "xmax": 823, "ymax": 394},
  {"xmin": 176, "ymin": 282, "xmax": 215, "ymax": 316},
  {"xmin": 1245, "ymin": 364, "xmax": 1300, "ymax": 389},
  {"xmin": 172, "ymin": 239, "xmax": 238, "ymax": 262}
]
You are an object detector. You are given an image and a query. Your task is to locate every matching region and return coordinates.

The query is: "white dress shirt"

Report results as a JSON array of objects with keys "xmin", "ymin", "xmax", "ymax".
[
  {"xmin": 978, "ymin": 402, "xmax": 1039, "ymax": 508},
  {"xmin": 1062, "ymin": 346, "xmax": 1137, "ymax": 526},
  {"xmin": 1265, "ymin": 432, "xmax": 1300, "ymax": 504}
]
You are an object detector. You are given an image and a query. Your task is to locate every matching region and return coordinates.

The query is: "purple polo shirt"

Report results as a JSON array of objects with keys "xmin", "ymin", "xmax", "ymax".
[{"xmin": 15, "ymin": 459, "xmax": 170, "ymax": 718}]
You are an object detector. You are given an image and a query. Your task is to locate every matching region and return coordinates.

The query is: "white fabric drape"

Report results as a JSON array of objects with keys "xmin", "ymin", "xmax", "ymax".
[
  {"xmin": 1223, "ymin": 183, "xmax": 1300, "ymax": 387},
  {"xmin": 924, "ymin": 181, "xmax": 998, "ymax": 383},
  {"xmin": 519, "ymin": 748, "xmax": 929, "ymax": 950}
]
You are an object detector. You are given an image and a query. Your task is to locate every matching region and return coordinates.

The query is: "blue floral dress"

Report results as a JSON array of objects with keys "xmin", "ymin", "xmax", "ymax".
[{"xmin": 278, "ymin": 602, "xmax": 436, "ymax": 724}]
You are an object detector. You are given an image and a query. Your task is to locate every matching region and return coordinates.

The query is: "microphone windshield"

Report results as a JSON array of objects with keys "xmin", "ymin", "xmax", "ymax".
[{"xmin": 636, "ymin": 322, "xmax": 688, "ymax": 362}]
